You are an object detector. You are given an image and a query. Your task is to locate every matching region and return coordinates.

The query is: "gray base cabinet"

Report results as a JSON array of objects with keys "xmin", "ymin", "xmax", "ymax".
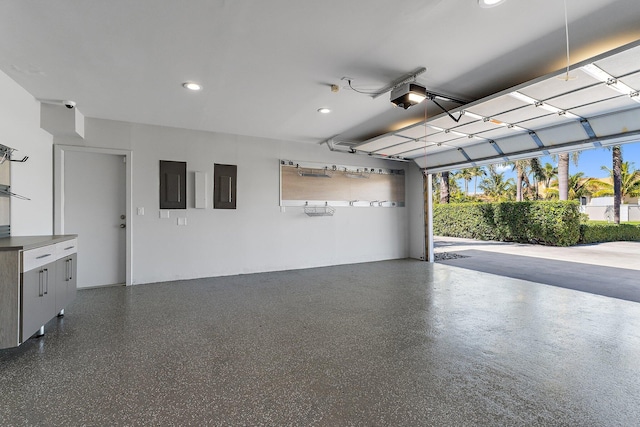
[
  {"xmin": 21, "ymin": 263, "xmax": 56, "ymax": 342},
  {"xmin": 55, "ymin": 253, "xmax": 77, "ymax": 315},
  {"xmin": 0, "ymin": 235, "xmax": 78, "ymax": 349}
]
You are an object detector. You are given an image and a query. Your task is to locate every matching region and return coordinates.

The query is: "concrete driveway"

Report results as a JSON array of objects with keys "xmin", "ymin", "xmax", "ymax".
[{"xmin": 435, "ymin": 236, "xmax": 640, "ymax": 303}]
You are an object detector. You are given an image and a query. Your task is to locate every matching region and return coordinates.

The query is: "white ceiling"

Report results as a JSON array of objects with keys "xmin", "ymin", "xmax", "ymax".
[{"xmin": 1, "ymin": 0, "xmax": 639, "ymax": 146}]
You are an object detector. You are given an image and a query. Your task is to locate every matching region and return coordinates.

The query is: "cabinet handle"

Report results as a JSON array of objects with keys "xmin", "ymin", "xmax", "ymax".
[
  {"xmin": 66, "ymin": 258, "xmax": 73, "ymax": 281},
  {"xmin": 64, "ymin": 246, "xmax": 75, "ymax": 250},
  {"xmin": 36, "ymin": 253, "xmax": 52, "ymax": 260},
  {"xmin": 44, "ymin": 268, "xmax": 49, "ymax": 295},
  {"xmin": 39, "ymin": 270, "xmax": 44, "ymax": 297}
]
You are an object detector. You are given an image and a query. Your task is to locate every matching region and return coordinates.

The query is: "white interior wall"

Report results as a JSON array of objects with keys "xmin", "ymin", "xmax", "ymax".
[
  {"xmin": 55, "ymin": 118, "xmax": 422, "ymax": 284},
  {"xmin": 0, "ymin": 71, "xmax": 53, "ymax": 235},
  {"xmin": 0, "ymin": 66, "xmax": 427, "ymax": 284}
]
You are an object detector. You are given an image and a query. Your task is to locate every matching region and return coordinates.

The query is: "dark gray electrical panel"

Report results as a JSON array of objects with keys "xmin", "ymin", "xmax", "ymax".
[
  {"xmin": 160, "ymin": 160, "xmax": 187, "ymax": 209},
  {"xmin": 214, "ymin": 164, "xmax": 237, "ymax": 209}
]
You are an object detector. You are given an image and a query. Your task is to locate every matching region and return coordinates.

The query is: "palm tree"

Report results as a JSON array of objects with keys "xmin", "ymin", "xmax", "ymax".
[
  {"xmin": 440, "ymin": 171, "xmax": 450, "ymax": 204},
  {"xmin": 529, "ymin": 158, "xmax": 544, "ymax": 200},
  {"xmin": 454, "ymin": 168, "xmax": 474, "ymax": 195},
  {"xmin": 470, "ymin": 166, "xmax": 486, "ymax": 196},
  {"xmin": 431, "ymin": 173, "xmax": 440, "ymax": 203},
  {"xmin": 557, "ymin": 153, "xmax": 569, "ymax": 200},
  {"xmin": 514, "ymin": 161, "xmax": 526, "ymax": 201},
  {"xmin": 479, "ymin": 166, "xmax": 515, "ymax": 201},
  {"xmin": 540, "ymin": 162, "xmax": 557, "ymax": 198},
  {"xmin": 432, "ymin": 172, "xmax": 461, "ymax": 203},
  {"xmin": 613, "ymin": 145, "xmax": 622, "ymax": 224},
  {"xmin": 502, "ymin": 159, "xmax": 537, "ymax": 201},
  {"xmin": 590, "ymin": 146, "xmax": 626, "ymax": 223},
  {"xmin": 501, "ymin": 160, "xmax": 522, "ymax": 201},
  {"xmin": 590, "ymin": 161, "xmax": 640, "ymax": 200},
  {"xmin": 548, "ymin": 172, "xmax": 593, "ymax": 200},
  {"xmin": 554, "ymin": 152, "xmax": 581, "ymax": 200}
]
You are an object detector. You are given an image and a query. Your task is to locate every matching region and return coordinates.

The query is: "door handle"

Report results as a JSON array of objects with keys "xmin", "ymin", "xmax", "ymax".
[{"xmin": 120, "ymin": 224, "xmax": 126, "ymax": 229}]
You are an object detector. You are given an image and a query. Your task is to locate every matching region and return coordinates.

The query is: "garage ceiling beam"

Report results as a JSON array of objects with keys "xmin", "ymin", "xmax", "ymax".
[
  {"xmin": 580, "ymin": 118, "xmax": 597, "ymax": 139},
  {"xmin": 528, "ymin": 131, "xmax": 545, "ymax": 148}
]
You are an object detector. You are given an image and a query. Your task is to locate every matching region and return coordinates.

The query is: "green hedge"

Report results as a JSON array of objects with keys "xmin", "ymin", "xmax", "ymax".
[
  {"xmin": 579, "ymin": 222, "xmax": 640, "ymax": 243},
  {"xmin": 433, "ymin": 201, "xmax": 581, "ymax": 246}
]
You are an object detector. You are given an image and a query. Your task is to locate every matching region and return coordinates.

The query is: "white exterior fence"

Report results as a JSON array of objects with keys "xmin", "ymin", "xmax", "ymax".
[{"xmin": 581, "ymin": 204, "xmax": 640, "ymax": 222}]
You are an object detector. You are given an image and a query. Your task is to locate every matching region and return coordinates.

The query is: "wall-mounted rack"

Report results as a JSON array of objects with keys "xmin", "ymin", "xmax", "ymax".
[
  {"xmin": 281, "ymin": 159, "xmax": 403, "ymax": 177},
  {"xmin": 344, "ymin": 169, "xmax": 370, "ymax": 179},
  {"xmin": 0, "ymin": 144, "xmax": 28, "ymax": 165},
  {"xmin": 298, "ymin": 167, "xmax": 333, "ymax": 178},
  {"xmin": 304, "ymin": 202, "xmax": 335, "ymax": 217},
  {"xmin": 0, "ymin": 145, "xmax": 14, "ymax": 165},
  {"xmin": 280, "ymin": 159, "xmax": 405, "ymax": 208},
  {"xmin": 0, "ymin": 184, "xmax": 30, "ymax": 200}
]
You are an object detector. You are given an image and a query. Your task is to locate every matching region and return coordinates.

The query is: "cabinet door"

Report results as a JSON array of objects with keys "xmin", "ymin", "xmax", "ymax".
[
  {"xmin": 160, "ymin": 160, "xmax": 187, "ymax": 209},
  {"xmin": 55, "ymin": 254, "xmax": 77, "ymax": 313},
  {"xmin": 21, "ymin": 268, "xmax": 42, "ymax": 341},
  {"xmin": 21, "ymin": 263, "xmax": 56, "ymax": 342},
  {"xmin": 214, "ymin": 163, "xmax": 237, "ymax": 209}
]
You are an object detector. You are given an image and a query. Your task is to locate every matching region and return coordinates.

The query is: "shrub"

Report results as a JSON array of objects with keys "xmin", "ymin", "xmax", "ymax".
[
  {"xmin": 433, "ymin": 201, "xmax": 581, "ymax": 246},
  {"xmin": 579, "ymin": 222, "xmax": 640, "ymax": 243}
]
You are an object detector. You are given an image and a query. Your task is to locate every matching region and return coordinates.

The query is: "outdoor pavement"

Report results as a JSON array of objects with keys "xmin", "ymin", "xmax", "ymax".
[{"xmin": 434, "ymin": 236, "xmax": 640, "ymax": 303}]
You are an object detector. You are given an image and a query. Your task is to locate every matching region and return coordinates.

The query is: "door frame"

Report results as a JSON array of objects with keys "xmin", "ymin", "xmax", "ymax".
[{"xmin": 54, "ymin": 144, "xmax": 133, "ymax": 286}]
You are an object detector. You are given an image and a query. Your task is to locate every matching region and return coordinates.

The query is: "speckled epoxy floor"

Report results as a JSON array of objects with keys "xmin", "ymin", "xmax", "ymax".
[{"xmin": 2, "ymin": 259, "xmax": 640, "ymax": 426}]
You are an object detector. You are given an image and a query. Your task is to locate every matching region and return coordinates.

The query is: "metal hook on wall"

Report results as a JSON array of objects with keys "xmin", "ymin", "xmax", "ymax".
[{"xmin": 0, "ymin": 144, "xmax": 27, "ymax": 164}]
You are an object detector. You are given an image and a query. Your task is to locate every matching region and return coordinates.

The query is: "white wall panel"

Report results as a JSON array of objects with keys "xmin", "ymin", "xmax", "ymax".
[
  {"xmin": 56, "ymin": 118, "xmax": 413, "ymax": 285},
  {"xmin": 0, "ymin": 71, "xmax": 53, "ymax": 235}
]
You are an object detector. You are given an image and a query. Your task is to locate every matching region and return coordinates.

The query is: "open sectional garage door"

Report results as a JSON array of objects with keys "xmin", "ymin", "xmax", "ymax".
[{"xmin": 349, "ymin": 40, "xmax": 640, "ymax": 173}]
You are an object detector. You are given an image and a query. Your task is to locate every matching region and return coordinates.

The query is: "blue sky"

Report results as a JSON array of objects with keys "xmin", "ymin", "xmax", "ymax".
[
  {"xmin": 457, "ymin": 140, "xmax": 640, "ymax": 194},
  {"xmin": 494, "ymin": 140, "xmax": 640, "ymax": 179},
  {"xmin": 543, "ymin": 141, "xmax": 640, "ymax": 178}
]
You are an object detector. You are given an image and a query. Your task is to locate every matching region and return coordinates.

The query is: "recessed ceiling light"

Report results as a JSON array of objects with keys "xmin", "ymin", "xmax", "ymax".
[
  {"xmin": 478, "ymin": 0, "xmax": 506, "ymax": 8},
  {"xmin": 182, "ymin": 82, "xmax": 202, "ymax": 91},
  {"xmin": 317, "ymin": 108, "xmax": 331, "ymax": 114}
]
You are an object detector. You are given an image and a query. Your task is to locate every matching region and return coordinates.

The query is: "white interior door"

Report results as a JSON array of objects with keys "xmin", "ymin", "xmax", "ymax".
[{"xmin": 64, "ymin": 151, "xmax": 126, "ymax": 288}]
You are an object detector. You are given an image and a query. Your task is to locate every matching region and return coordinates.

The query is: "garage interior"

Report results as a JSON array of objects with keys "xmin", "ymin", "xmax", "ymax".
[{"xmin": 1, "ymin": 0, "xmax": 640, "ymax": 425}]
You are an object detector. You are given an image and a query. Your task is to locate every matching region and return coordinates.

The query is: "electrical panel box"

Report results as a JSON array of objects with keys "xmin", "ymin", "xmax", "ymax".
[
  {"xmin": 214, "ymin": 164, "xmax": 237, "ymax": 209},
  {"xmin": 159, "ymin": 160, "xmax": 187, "ymax": 209}
]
